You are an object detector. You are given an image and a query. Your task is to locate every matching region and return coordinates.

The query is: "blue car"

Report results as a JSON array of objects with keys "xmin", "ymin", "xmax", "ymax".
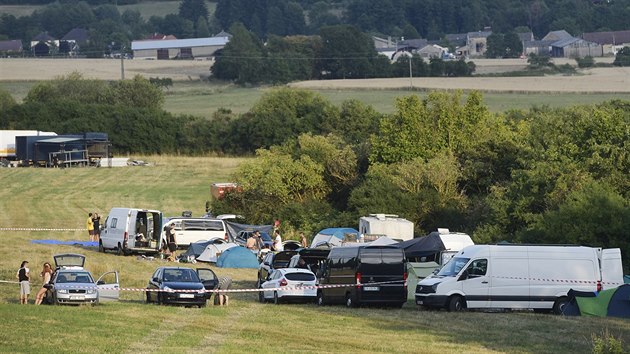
[{"xmin": 146, "ymin": 267, "xmax": 218, "ymax": 307}]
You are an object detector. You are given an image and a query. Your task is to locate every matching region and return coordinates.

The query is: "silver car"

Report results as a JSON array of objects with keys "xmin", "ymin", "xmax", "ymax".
[{"xmin": 46, "ymin": 254, "xmax": 120, "ymax": 305}]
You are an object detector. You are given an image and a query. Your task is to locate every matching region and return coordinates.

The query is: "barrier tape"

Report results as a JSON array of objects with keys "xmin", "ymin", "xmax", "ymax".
[
  {"xmin": 492, "ymin": 275, "xmax": 622, "ymax": 286},
  {"xmin": 0, "ymin": 228, "xmax": 85, "ymax": 231},
  {"xmin": 0, "ymin": 280, "xmax": 406, "ymax": 293},
  {"xmin": 0, "ymin": 280, "xmax": 19, "ymax": 284}
]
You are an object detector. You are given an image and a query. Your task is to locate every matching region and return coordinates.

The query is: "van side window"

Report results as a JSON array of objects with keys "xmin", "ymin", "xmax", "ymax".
[
  {"xmin": 466, "ymin": 259, "xmax": 488, "ymax": 276},
  {"xmin": 111, "ymin": 218, "xmax": 118, "ymax": 228}
]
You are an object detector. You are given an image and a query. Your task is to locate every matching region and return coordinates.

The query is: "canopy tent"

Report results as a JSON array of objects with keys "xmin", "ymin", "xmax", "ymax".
[
  {"xmin": 197, "ymin": 242, "xmax": 238, "ymax": 263},
  {"xmin": 563, "ymin": 285, "xmax": 630, "ymax": 318},
  {"xmin": 216, "ymin": 246, "xmax": 259, "ymax": 268},
  {"xmin": 394, "ymin": 234, "xmax": 445, "ymax": 260},
  {"xmin": 310, "ymin": 228, "xmax": 359, "ymax": 248},
  {"xmin": 224, "ymin": 221, "xmax": 273, "ymax": 244},
  {"xmin": 179, "ymin": 237, "xmax": 225, "ymax": 260}
]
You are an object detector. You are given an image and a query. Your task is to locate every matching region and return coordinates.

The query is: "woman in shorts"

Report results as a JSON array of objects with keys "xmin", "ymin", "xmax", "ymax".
[
  {"xmin": 35, "ymin": 262, "xmax": 53, "ymax": 305},
  {"xmin": 16, "ymin": 261, "xmax": 30, "ymax": 304}
]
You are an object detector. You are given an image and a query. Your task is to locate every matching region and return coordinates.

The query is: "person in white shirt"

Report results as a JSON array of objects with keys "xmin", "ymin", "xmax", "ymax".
[{"xmin": 273, "ymin": 229, "xmax": 283, "ymax": 251}]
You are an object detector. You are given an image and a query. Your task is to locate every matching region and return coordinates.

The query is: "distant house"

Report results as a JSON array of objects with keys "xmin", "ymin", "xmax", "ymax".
[
  {"xmin": 466, "ymin": 28, "xmax": 492, "ymax": 57},
  {"xmin": 0, "ymin": 40, "xmax": 23, "ymax": 57},
  {"xmin": 418, "ymin": 44, "xmax": 447, "ymax": 59},
  {"xmin": 542, "ymin": 30, "xmax": 573, "ymax": 42},
  {"xmin": 131, "ymin": 35, "xmax": 230, "ymax": 60},
  {"xmin": 523, "ymin": 39, "xmax": 555, "ymax": 56},
  {"xmin": 582, "ymin": 30, "xmax": 630, "ymax": 56},
  {"xmin": 31, "ymin": 32, "xmax": 58, "ymax": 56},
  {"xmin": 60, "ymin": 28, "xmax": 89, "ymax": 56}
]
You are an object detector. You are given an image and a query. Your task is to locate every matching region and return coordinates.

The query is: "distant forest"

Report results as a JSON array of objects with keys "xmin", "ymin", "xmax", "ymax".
[{"xmin": 1, "ymin": 0, "xmax": 629, "ymax": 46}]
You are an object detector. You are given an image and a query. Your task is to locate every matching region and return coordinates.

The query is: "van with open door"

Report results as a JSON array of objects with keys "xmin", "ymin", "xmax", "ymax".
[
  {"xmin": 415, "ymin": 244, "xmax": 624, "ymax": 314},
  {"xmin": 161, "ymin": 217, "xmax": 228, "ymax": 247},
  {"xmin": 100, "ymin": 208, "xmax": 163, "ymax": 255}
]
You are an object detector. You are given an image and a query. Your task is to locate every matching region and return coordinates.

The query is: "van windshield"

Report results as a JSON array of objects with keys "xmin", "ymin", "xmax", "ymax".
[{"xmin": 436, "ymin": 257, "xmax": 470, "ymax": 277}]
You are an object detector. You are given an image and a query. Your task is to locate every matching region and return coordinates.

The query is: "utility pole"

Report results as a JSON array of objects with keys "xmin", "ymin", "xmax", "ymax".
[
  {"xmin": 409, "ymin": 55, "xmax": 413, "ymax": 89},
  {"xmin": 120, "ymin": 46, "xmax": 125, "ymax": 80}
]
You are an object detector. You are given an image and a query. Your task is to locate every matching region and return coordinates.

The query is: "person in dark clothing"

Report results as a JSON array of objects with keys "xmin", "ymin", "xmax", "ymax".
[
  {"xmin": 92, "ymin": 213, "xmax": 101, "ymax": 241},
  {"xmin": 167, "ymin": 224, "xmax": 178, "ymax": 261},
  {"xmin": 16, "ymin": 261, "xmax": 30, "ymax": 304}
]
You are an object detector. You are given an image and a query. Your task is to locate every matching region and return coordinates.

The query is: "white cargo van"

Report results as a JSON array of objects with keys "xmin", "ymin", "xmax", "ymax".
[
  {"xmin": 415, "ymin": 244, "xmax": 624, "ymax": 314},
  {"xmin": 100, "ymin": 208, "xmax": 163, "ymax": 255},
  {"xmin": 161, "ymin": 217, "xmax": 228, "ymax": 247}
]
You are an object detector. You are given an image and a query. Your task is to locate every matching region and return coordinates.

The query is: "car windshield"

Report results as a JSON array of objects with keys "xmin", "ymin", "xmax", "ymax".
[
  {"xmin": 56, "ymin": 272, "xmax": 93, "ymax": 284},
  {"xmin": 163, "ymin": 268, "xmax": 200, "ymax": 283},
  {"xmin": 436, "ymin": 257, "xmax": 470, "ymax": 277}
]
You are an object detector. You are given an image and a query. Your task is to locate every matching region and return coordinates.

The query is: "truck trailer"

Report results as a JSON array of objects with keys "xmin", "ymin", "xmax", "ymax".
[{"xmin": 0, "ymin": 130, "xmax": 56, "ymax": 161}]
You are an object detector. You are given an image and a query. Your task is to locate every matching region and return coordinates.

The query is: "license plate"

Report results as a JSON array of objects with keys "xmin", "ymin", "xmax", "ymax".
[
  {"xmin": 70, "ymin": 295, "xmax": 85, "ymax": 300},
  {"xmin": 364, "ymin": 286, "xmax": 380, "ymax": 291},
  {"xmin": 179, "ymin": 293, "xmax": 194, "ymax": 298}
]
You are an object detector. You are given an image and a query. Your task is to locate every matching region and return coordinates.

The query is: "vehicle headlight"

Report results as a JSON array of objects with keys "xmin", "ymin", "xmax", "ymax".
[
  {"xmin": 431, "ymin": 283, "xmax": 440, "ymax": 291},
  {"xmin": 162, "ymin": 286, "xmax": 172, "ymax": 292},
  {"xmin": 58, "ymin": 289, "xmax": 68, "ymax": 294},
  {"xmin": 87, "ymin": 288, "xmax": 96, "ymax": 294}
]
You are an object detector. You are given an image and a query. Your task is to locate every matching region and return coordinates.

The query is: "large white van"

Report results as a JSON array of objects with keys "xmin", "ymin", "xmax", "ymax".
[
  {"xmin": 100, "ymin": 208, "xmax": 163, "ymax": 255},
  {"xmin": 161, "ymin": 217, "xmax": 228, "ymax": 247},
  {"xmin": 415, "ymin": 244, "xmax": 624, "ymax": 314}
]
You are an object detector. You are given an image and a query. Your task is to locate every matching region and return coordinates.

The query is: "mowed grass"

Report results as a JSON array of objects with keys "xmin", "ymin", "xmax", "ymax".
[
  {"xmin": 3, "ymin": 80, "xmax": 630, "ymax": 117},
  {"xmin": 1, "ymin": 155, "xmax": 629, "ymax": 353}
]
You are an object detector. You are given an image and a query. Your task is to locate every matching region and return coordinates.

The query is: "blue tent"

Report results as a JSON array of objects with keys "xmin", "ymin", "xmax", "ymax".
[{"xmin": 216, "ymin": 246, "xmax": 259, "ymax": 268}]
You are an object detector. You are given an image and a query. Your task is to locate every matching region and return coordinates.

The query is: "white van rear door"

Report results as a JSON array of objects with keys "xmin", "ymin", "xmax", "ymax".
[{"xmin": 601, "ymin": 248, "xmax": 624, "ymax": 289}]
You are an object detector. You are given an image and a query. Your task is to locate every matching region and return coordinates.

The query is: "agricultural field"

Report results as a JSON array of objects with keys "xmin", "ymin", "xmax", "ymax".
[
  {"xmin": 0, "ymin": 156, "xmax": 628, "ymax": 353},
  {"xmin": 2, "ymin": 58, "xmax": 630, "ymax": 116},
  {"xmin": 0, "ymin": 1, "xmax": 215, "ymax": 19}
]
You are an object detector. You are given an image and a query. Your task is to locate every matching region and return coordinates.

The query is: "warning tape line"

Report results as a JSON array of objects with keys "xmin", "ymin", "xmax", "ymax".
[
  {"xmin": 493, "ymin": 275, "xmax": 622, "ymax": 286},
  {"xmin": 0, "ymin": 228, "xmax": 86, "ymax": 231},
  {"xmin": 0, "ymin": 280, "xmax": 19, "ymax": 284}
]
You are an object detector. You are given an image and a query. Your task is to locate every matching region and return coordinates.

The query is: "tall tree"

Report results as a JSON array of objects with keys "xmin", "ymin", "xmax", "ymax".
[
  {"xmin": 179, "ymin": 0, "xmax": 209, "ymax": 23},
  {"xmin": 211, "ymin": 23, "xmax": 265, "ymax": 83},
  {"xmin": 317, "ymin": 25, "xmax": 376, "ymax": 79}
]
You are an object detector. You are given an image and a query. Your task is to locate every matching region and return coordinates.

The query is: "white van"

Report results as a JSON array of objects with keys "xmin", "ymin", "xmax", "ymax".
[
  {"xmin": 100, "ymin": 208, "xmax": 163, "ymax": 255},
  {"xmin": 415, "ymin": 244, "xmax": 624, "ymax": 314},
  {"xmin": 161, "ymin": 217, "xmax": 228, "ymax": 247}
]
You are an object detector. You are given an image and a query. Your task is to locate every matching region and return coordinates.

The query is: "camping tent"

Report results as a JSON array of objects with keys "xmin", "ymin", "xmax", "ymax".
[
  {"xmin": 216, "ymin": 246, "xmax": 259, "ymax": 268},
  {"xmin": 224, "ymin": 221, "xmax": 273, "ymax": 245},
  {"xmin": 394, "ymin": 234, "xmax": 445, "ymax": 260},
  {"xmin": 310, "ymin": 228, "xmax": 359, "ymax": 248},
  {"xmin": 563, "ymin": 285, "xmax": 630, "ymax": 318},
  {"xmin": 179, "ymin": 237, "xmax": 225, "ymax": 260},
  {"xmin": 197, "ymin": 242, "xmax": 238, "ymax": 263}
]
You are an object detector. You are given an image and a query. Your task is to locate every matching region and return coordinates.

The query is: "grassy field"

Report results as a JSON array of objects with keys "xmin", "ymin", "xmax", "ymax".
[
  {"xmin": 0, "ymin": 156, "xmax": 629, "ymax": 353},
  {"xmin": 3, "ymin": 80, "xmax": 630, "ymax": 116},
  {"xmin": 0, "ymin": 1, "xmax": 215, "ymax": 19}
]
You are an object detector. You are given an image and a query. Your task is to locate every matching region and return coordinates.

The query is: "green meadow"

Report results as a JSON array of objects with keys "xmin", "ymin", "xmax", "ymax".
[{"xmin": 0, "ymin": 156, "xmax": 628, "ymax": 353}]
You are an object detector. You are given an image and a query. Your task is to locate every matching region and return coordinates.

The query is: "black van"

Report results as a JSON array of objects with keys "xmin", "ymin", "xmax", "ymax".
[{"xmin": 316, "ymin": 245, "xmax": 407, "ymax": 308}]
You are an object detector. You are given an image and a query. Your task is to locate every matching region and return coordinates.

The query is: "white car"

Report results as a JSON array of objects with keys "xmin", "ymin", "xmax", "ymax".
[{"xmin": 259, "ymin": 268, "xmax": 317, "ymax": 304}]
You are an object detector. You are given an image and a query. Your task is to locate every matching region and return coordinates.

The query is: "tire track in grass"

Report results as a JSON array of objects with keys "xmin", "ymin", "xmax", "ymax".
[
  {"xmin": 186, "ymin": 303, "xmax": 254, "ymax": 353},
  {"xmin": 123, "ymin": 306, "xmax": 206, "ymax": 354}
]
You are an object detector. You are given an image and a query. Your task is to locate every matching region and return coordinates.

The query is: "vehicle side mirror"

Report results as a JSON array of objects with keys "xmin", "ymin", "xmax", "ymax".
[
  {"xmin": 263, "ymin": 261, "xmax": 270, "ymax": 266},
  {"xmin": 458, "ymin": 270, "xmax": 469, "ymax": 281},
  {"xmin": 152, "ymin": 277, "xmax": 159, "ymax": 282}
]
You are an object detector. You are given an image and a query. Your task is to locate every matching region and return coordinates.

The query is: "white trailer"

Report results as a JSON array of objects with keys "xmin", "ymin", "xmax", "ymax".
[
  {"xmin": 0, "ymin": 130, "xmax": 57, "ymax": 160},
  {"xmin": 358, "ymin": 214, "xmax": 414, "ymax": 241}
]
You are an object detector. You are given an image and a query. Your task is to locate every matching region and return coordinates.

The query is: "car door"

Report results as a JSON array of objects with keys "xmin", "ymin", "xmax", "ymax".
[
  {"xmin": 147, "ymin": 268, "xmax": 162, "ymax": 302},
  {"xmin": 262, "ymin": 271, "xmax": 281, "ymax": 300},
  {"xmin": 96, "ymin": 271, "xmax": 120, "ymax": 302},
  {"xmin": 196, "ymin": 268, "xmax": 218, "ymax": 291},
  {"xmin": 461, "ymin": 259, "xmax": 490, "ymax": 309}
]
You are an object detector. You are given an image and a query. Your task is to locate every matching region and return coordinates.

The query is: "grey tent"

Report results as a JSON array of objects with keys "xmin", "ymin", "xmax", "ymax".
[{"xmin": 224, "ymin": 221, "xmax": 273, "ymax": 245}]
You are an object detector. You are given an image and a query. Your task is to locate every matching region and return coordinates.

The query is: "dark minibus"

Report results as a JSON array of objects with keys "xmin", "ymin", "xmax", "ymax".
[{"xmin": 317, "ymin": 245, "xmax": 407, "ymax": 308}]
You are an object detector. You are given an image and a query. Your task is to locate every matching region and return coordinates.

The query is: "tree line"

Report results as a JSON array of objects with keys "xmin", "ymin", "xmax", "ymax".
[{"xmin": 1, "ymin": 75, "xmax": 628, "ymax": 270}]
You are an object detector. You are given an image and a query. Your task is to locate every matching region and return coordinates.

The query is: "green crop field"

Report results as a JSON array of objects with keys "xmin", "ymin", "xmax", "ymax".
[{"xmin": 0, "ymin": 156, "xmax": 628, "ymax": 353}]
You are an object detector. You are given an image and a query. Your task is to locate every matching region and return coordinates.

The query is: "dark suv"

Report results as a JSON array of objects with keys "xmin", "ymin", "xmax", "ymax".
[{"xmin": 316, "ymin": 245, "xmax": 407, "ymax": 308}]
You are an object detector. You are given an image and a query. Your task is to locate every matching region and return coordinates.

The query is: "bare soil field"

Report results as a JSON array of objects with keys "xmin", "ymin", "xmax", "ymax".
[{"xmin": 1, "ymin": 57, "xmax": 628, "ymax": 93}]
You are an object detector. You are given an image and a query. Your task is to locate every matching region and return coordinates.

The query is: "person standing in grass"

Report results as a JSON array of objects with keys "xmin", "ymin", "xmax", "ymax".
[
  {"xmin": 87, "ymin": 212, "xmax": 94, "ymax": 242},
  {"xmin": 35, "ymin": 262, "xmax": 53, "ymax": 305},
  {"xmin": 300, "ymin": 232, "xmax": 308, "ymax": 248},
  {"xmin": 273, "ymin": 229, "xmax": 283, "ymax": 251},
  {"xmin": 16, "ymin": 261, "xmax": 30, "ymax": 304},
  {"xmin": 92, "ymin": 213, "xmax": 101, "ymax": 242}
]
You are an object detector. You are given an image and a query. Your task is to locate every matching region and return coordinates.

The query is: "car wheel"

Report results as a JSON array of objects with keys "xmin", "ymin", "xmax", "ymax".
[
  {"xmin": 447, "ymin": 295, "xmax": 465, "ymax": 312},
  {"xmin": 553, "ymin": 297, "xmax": 568, "ymax": 315},
  {"xmin": 157, "ymin": 293, "xmax": 163, "ymax": 305},
  {"xmin": 316, "ymin": 291, "xmax": 325, "ymax": 306},
  {"xmin": 258, "ymin": 288, "xmax": 265, "ymax": 303},
  {"xmin": 98, "ymin": 241, "xmax": 104, "ymax": 253},
  {"xmin": 116, "ymin": 244, "xmax": 123, "ymax": 256},
  {"xmin": 345, "ymin": 293, "xmax": 358, "ymax": 308},
  {"xmin": 146, "ymin": 291, "xmax": 151, "ymax": 304},
  {"xmin": 273, "ymin": 291, "xmax": 280, "ymax": 305}
]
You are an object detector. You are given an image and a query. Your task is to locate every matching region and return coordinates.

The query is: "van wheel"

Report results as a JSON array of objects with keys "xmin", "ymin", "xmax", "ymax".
[
  {"xmin": 448, "ymin": 295, "xmax": 465, "ymax": 312},
  {"xmin": 273, "ymin": 291, "xmax": 280, "ymax": 305},
  {"xmin": 316, "ymin": 291, "xmax": 325, "ymax": 306},
  {"xmin": 345, "ymin": 293, "xmax": 358, "ymax": 308},
  {"xmin": 553, "ymin": 297, "xmax": 569, "ymax": 315},
  {"xmin": 116, "ymin": 244, "xmax": 123, "ymax": 256},
  {"xmin": 98, "ymin": 241, "xmax": 104, "ymax": 253}
]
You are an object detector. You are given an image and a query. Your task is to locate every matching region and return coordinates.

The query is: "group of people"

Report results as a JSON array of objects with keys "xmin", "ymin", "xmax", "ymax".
[
  {"xmin": 16, "ymin": 260, "xmax": 54, "ymax": 305},
  {"xmin": 86, "ymin": 212, "xmax": 101, "ymax": 242}
]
